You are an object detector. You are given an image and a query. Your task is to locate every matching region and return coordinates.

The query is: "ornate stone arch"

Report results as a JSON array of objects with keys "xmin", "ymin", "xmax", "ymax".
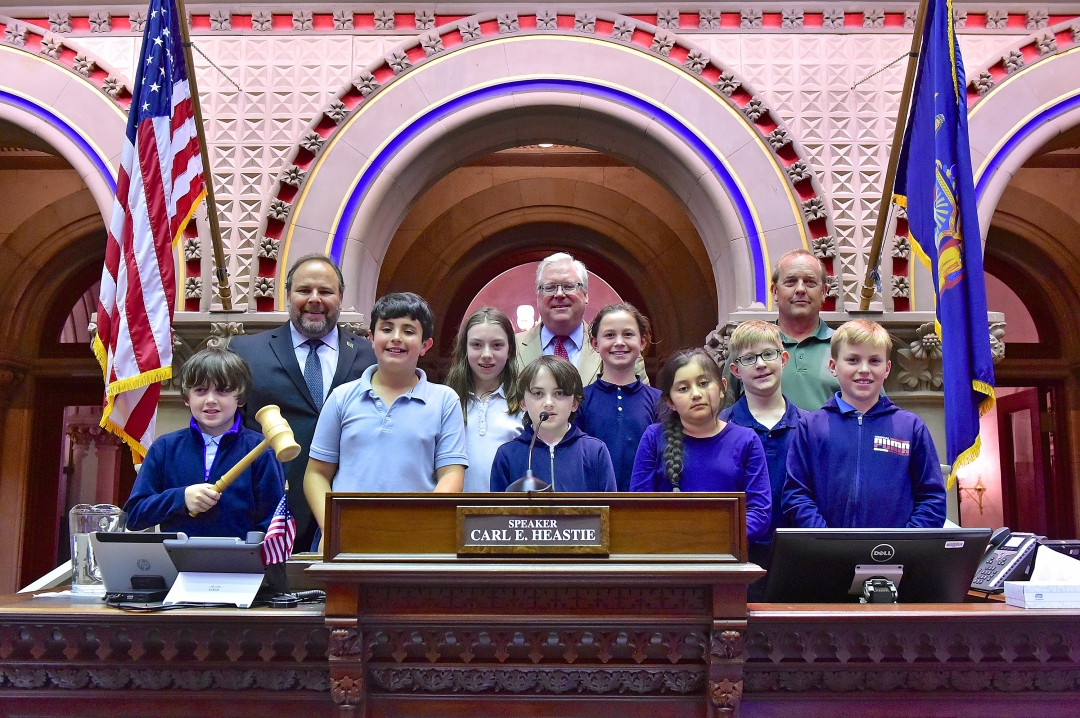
[
  {"xmin": 0, "ymin": 18, "xmax": 132, "ymax": 222},
  {"xmin": 965, "ymin": 26, "xmax": 1080, "ymax": 237},
  {"xmin": 0, "ymin": 189, "xmax": 105, "ymax": 353},
  {"xmin": 379, "ymin": 175, "xmax": 718, "ymax": 354},
  {"xmin": 256, "ymin": 12, "xmax": 836, "ymax": 317}
]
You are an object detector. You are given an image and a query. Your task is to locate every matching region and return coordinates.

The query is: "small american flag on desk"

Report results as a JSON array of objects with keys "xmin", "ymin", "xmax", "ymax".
[
  {"xmin": 263, "ymin": 495, "xmax": 297, "ymax": 565},
  {"xmin": 93, "ymin": 0, "xmax": 204, "ymax": 458}
]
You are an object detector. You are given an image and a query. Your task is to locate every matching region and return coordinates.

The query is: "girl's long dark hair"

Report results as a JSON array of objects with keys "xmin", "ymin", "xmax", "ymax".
[
  {"xmin": 655, "ymin": 348, "xmax": 725, "ymax": 489},
  {"xmin": 445, "ymin": 307, "xmax": 519, "ymax": 422}
]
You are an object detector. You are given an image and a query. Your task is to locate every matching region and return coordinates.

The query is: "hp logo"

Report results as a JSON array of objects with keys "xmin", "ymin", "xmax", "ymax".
[
  {"xmin": 137, "ymin": 558, "xmax": 151, "ymax": 571},
  {"xmin": 871, "ymin": 544, "xmax": 896, "ymax": 562}
]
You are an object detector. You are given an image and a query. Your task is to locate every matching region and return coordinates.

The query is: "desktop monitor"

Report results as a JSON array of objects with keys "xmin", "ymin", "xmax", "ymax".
[{"xmin": 762, "ymin": 528, "xmax": 992, "ymax": 603}]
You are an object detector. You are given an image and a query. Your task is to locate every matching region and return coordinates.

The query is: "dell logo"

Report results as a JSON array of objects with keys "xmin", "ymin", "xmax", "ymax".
[
  {"xmin": 871, "ymin": 544, "xmax": 896, "ymax": 562},
  {"xmin": 137, "ymin": 558, "xmax": 151, "ymax": 571}
]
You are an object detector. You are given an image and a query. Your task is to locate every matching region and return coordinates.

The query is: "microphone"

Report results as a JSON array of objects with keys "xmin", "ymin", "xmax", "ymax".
[
  {"xmin": 505, "ymin": 411, "xmax": 553, "ymax": 492},
  {"xmin": 526, "ymin": 411, "xmax": 549, "ymax": 477}
]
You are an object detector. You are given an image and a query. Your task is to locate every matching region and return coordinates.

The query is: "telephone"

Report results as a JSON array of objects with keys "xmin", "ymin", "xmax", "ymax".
[{"xmin": 970, "ymin": 528, "xmax": 1040, "ymax": 593}]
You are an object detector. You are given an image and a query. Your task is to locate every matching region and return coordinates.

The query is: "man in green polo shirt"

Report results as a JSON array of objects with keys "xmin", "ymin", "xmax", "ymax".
[{"xmin": 724, "ymin": 249, "xmax": 841, "ymax": 411}]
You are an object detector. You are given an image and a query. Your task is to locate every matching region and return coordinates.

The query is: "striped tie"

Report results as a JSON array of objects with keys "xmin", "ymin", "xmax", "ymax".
[
  {"xmin": 304, "ymin": 339, "xmax": 324, "ymax": 410},
  {"xmin": 553, "ymin": 335, "xmax": 570, "ymax": 361}
]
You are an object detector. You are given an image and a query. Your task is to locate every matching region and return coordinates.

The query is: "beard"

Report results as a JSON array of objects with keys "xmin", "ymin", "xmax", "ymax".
[{"xmin": 291, "ymin": 309, "xmax": 337, "ymax": 339}]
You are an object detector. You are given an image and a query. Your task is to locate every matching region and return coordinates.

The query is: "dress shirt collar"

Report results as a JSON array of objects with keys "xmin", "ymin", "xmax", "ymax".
[
  {"xmin": 540, "ymin": 322, "xmax": 584, "ymax": 351},
  {"xmin": 289, "ymin": 322, "xmax": 339, "ymax": 352},
  {"xmin": 188, "ymin": 411, "xmax": 243, "ymax": 441}
]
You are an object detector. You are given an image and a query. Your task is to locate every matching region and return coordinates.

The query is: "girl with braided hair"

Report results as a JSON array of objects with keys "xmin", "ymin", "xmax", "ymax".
[{"xmin": 629, "ymin": 348, "xmax": 772, "ymax": 543}]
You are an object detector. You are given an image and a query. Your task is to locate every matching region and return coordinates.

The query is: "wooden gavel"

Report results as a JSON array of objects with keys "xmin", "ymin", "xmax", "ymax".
[{"xmin": 189, "ymin": 405, "xmax": 301, "ymax": 517}]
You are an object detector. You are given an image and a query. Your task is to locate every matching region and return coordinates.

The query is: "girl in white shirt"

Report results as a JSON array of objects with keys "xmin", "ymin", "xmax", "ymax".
[{"xmin": 446, "ymin": 307, "xmax": 524, "ymax": 492}]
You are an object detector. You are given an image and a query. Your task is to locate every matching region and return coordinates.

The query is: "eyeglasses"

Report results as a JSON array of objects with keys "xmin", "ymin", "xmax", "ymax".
[
  {"xmin": 538, "ymin": 282, "xmax": 584, "ymax": 296},
  {"xmin": 733, "ymin": 348, "xmax": 782, "ymax": 366}
]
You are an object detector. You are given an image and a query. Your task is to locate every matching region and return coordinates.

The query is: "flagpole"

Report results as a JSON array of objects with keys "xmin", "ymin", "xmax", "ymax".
[
  {"xmin": 858, "ymin": 0, "xmax": 930, "ymax": 311},
  {"xmin": 174, "ymin": 0, "xmax": 233, "ymax": 311}
]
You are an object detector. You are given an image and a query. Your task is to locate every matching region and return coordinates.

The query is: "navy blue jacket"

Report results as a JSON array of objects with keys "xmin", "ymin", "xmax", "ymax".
[
  {"xmin": 490, "ymin": 424, "xmax": 617, "ymax": 493},
  {"xmin": 125, "ymin": 416, "xmax": 285, "ymax": 537},
  {"xmin": 782, "ymin": 395, "xmax": 946, "ymax": 529},
  {"xmin": 720, "ymin": 395, "xmax": 806, "ymax": 542},
  {"xmin": 576, "ymin": 378, "xmax": 661, "ymax": 491}
]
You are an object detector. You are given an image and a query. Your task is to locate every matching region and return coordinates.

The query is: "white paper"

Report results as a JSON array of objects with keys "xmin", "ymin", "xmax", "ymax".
[
  {"xmin": 1004, "ymin": 581, "xmax": 1080, "ymax": 608},
  {"xmin": 1029, "ymin": 545, "xmax": 1080, "ymax": 584},
  {"xmin": 163, "ymin": 572, "xmax": 264, "ymax": 608}
]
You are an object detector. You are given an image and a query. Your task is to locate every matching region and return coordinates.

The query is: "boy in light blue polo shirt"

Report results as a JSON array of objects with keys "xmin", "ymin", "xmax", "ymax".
[{"xmin": 305, "ymin": 293, "xmax": 467, "ymax": 547}]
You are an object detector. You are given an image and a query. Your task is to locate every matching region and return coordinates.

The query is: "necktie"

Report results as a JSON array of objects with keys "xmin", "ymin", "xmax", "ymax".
[
  {"xmin": 553, "ymin": 335, "xmax": 570, "ymax": 361},
  {"xmin": 304, "ymin": 339, "xmax": 324, "ymax": 410}
]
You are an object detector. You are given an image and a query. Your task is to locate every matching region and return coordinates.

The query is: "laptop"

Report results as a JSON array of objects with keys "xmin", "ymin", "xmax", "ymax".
[{"xmin": 91, "ymin": 532, "xmax": 180, "ymax": 602}]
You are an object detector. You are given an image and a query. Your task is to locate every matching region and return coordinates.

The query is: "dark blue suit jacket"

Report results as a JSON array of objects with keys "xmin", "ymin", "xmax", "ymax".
[{"xmin": 229, "ymin": 322, "xmax": 375, "ymax": 546}]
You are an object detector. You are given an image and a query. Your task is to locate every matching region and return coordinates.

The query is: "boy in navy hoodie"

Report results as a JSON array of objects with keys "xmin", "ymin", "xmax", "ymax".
[
  {"xmin": 490, "ymin": 356, "xmax": 616, "ymax": 492},
  {"xmin": 782, "ymin": 319, "xmax": 946, "ymax": 528},
  {"xmin": 720, "ymin": 320, "xmax": 806, "ymax": 597},
  {"xmin": 125, "ymin": 348, "xmax": 285, "ymax": 537}
]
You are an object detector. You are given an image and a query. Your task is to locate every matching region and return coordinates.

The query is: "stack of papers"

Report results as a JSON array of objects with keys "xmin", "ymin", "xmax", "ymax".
[{"xmin": 1005, "ymin": 545, "xmax": 1080, "ymax": 608}]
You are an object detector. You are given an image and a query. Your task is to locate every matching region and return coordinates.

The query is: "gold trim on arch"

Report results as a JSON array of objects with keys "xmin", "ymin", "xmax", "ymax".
[
  {"xmin": 279, "ymin": 35, "xmax": 807, "ymax": 310},
  {"xmin": 969, "ymin": 45, "xmax": 1080, "ymax": 118}
]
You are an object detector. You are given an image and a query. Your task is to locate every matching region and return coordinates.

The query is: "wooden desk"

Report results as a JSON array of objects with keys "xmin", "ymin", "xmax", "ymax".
[
  {"xmin": 741, "ymin": 601, "xmax": 1080, "ymax": 718},
  {"xmin": 0, "ymin": 594, "xmax": 1078, "ymax": 716},
  {"xmin": 311, "ymin": 492, "xmax": 760, "ymax": 717},
  {"xmin": 0, "ymin": 591, "xmax": 333, "ymax": 717}
]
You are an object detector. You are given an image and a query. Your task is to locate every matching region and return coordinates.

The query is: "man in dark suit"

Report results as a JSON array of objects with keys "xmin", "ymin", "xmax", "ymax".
[{"xmin": 229, "ymin": 254, "xmax": 375, "ymax": 550}]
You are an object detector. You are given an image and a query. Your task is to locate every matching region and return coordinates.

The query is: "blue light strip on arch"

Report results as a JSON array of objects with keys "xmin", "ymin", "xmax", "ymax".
[
  {"xmin": 0, "ymin": 89, "xmax": 117, "ymax": 194},
  {"xmin": 975, "ymin": 92, "xmax": 1080, "ymax": 201},
  {"xmin": 329, "ymin": 78, "xmax": 769, "ymax": 303}
]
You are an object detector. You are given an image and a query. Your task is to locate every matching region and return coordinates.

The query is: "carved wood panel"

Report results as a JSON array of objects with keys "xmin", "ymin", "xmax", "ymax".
[
  {"xmin": 359, "ymin": 586, "xmax": 709, "ymax": 616},
  {"xmin": 742, "ymin": 618, "xmax": 1080, "ymax": 696},
  {"xmin": 0, "ymin": 619, "xmax": 331, "ymax": 697}
]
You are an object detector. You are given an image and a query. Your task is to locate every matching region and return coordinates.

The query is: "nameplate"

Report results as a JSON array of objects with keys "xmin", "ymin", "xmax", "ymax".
[{"xmin": 457, "ymin": 506, "xmax": 610, "ymax": 556}]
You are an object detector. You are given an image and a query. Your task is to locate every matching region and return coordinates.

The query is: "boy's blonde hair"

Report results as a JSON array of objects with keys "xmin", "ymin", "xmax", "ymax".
[
  {"xmin": 727, "ymin": 321, "xmax": 783, "ymax": 364},
  {"xmin": 830, "ymin": 319, "xmax": 892, "ymax": 359}
]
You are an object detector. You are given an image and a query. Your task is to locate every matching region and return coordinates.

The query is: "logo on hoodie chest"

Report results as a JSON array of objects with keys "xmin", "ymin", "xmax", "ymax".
[{"xmin": 873, "ymin": 436, "xmax": 910, "ymax": 456}]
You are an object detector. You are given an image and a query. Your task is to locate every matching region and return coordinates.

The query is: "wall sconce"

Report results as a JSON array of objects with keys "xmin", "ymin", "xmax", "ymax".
[{"xmin": 959, "ymin": 473, "xmax": 987, "ymax": 515}]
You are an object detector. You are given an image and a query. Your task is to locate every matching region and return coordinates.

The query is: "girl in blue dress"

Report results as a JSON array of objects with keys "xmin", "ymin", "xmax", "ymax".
[{"xmin": 630, "ymin": 348, "xmax": 772, "ymax": 542}]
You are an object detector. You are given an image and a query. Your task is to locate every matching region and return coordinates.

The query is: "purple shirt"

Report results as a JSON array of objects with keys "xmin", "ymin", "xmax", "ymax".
[{"xmin": 629, "ymin": 421, "xmax": 772, "ymax": 542}]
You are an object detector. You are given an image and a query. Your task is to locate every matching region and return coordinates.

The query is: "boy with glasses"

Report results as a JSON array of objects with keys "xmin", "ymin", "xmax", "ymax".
[
  {"xmin": 720, "ymin": 321, "xmax": 806, "ymax": 596},
  {"xmin": 723, "ymin": 249, "xmax": 839, "ymax": 412}
]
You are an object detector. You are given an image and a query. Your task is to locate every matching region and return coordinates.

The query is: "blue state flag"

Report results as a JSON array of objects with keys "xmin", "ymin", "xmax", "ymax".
[{"xmin": 894, "ymin": 0, "xmax": 995, "ymax": 488}]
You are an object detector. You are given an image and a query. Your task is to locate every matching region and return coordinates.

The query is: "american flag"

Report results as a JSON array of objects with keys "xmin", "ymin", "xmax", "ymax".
[
  {"xmin": 262, "ymin": 495, "xmax": 297, "ymax": 565},
  {"xmin": 93, "ymin": 0, "xmax": 204, "ymax": 458}
]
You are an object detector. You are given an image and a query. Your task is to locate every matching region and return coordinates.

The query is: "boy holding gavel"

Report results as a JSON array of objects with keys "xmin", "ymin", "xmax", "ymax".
[{"xmin": 125, "ymin": 348, "xmax": 285, "ymax": 537}]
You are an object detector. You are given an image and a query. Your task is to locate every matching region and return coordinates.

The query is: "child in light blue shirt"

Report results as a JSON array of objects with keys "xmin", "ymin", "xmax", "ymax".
[{"xmin": 306, "ymin": 293, "xmax": 467, "ymax": 548}]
